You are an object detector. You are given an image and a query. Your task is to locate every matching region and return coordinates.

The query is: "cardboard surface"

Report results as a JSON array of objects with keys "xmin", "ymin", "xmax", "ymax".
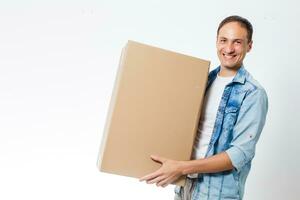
[{"xmin": 97, "ymin": 40, "xmax": 210, "ymax": 186}]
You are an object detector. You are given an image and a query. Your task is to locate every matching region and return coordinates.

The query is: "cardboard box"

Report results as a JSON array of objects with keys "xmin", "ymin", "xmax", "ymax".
[{"xmin": 97, "ymin": 40, "xmax": 210, "ymax": 186}]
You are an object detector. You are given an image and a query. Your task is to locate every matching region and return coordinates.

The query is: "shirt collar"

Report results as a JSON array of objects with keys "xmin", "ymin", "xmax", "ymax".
[
  {"xmin": 232, "ymin": 65, "xmax": 246, "ymax": 84},
  {"xmin": 208, "ymin": 65, "xmax": 247, "ymax": 86}
]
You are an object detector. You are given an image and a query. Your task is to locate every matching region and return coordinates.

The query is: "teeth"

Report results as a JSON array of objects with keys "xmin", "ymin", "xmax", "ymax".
[{"xmin": 223, "ymin": 54, "xmax": 235, "ymax": 59}]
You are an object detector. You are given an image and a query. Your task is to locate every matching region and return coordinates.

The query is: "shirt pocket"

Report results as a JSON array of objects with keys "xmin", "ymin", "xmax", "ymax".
[{"xmin": 224, "ymin": 106, "xmax": 239, "ymax": 127}]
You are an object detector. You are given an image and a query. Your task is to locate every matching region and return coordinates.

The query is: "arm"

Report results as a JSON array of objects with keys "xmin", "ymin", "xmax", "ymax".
[
  {"xmin": 181, "ymin": 152, "xmax": 233, "ymax": 175},
  {"xmin": 140, "ymin": 88, "xmax": 268, "ymax": 187},
  {"xmin": 225, "ymin": 88, "xmax": 268, "ymax": 171},
  {"xmin": 139, "ymin": 152, "xmax": 233, "ymax": 187}
]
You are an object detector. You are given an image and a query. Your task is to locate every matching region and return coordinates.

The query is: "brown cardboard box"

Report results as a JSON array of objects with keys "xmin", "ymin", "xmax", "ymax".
[{"xmin": 97, "ymin": 40, "xmax": 210, "ymax": 186}]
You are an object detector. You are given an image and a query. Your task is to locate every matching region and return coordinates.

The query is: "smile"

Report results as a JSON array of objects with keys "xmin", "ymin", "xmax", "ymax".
[{"xmin": 222, "ymin": 53, "xmax": 236, "ymax": 59}]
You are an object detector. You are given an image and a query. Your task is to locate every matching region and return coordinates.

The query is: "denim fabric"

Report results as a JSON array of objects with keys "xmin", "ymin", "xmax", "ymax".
[
  {"xmin": 175, "ymin": 66, "xmax": 268, "ymax": 200},
  {"xmin": 174, "ymin": 178, "xmax": 197, "ymax": 200}
]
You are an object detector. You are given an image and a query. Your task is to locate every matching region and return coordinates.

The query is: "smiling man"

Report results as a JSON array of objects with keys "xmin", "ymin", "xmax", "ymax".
[{"xmin": 139, "ymin": 16, "xmax": 268, "ymax": 200}]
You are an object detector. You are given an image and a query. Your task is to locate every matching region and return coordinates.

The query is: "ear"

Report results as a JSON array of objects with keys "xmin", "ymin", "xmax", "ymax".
[{"xmin": 247, "ymin": 40, "xmax": 253, "ymax": 52}]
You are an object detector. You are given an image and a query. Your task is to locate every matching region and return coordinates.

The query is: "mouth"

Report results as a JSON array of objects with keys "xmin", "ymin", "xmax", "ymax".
[{"xmin": 222, "ymin": 53, "xmax": 237, "ymax": 60}]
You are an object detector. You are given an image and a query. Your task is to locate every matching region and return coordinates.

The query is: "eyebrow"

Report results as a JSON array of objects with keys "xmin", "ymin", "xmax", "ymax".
[{"xmin": 218, "ymin": 37, "xmax": 244, "ymax": 42}]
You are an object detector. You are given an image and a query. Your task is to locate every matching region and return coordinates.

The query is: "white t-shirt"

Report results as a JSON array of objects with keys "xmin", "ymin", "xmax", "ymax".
[{"xmin": 188, "ymin": 73, "xmax": 234, "ymax": 178}]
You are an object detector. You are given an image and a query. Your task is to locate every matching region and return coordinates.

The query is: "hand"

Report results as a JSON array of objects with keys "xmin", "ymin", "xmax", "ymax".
[{"xmin": 139, "ymin": 155, "xmax": 185, "ymax": 187}]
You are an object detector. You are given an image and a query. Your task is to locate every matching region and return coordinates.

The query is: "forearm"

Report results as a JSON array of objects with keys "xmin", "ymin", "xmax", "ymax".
[{"xmin": 180, "ymin": 152, "xmax": 234, "ymax": 175}]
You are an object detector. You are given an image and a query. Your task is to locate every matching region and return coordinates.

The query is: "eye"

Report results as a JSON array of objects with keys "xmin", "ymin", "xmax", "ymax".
[{"xmin": 235, "ymin": 41, "xmax": 242, "ymax": 44}]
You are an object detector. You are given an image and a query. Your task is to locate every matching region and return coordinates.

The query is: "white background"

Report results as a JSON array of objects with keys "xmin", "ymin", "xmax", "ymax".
[{"xmin": 0, "ymin": 0, "xmax": 299, "ymax": 199}]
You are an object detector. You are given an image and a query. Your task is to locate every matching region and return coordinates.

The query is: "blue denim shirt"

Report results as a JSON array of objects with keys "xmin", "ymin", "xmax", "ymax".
[{"xmin": 175, "ymin": 66, "xmax": 268, "ymax": 200}]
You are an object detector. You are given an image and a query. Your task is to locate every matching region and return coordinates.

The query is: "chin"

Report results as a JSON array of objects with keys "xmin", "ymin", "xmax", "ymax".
[{"xmin": 221, "ymin": 64, "xmax": 240, "ymax": 70}]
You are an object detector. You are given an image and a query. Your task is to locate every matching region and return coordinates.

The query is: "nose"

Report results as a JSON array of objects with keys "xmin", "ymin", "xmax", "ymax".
[{"xmin": 225, "ymin": 43, "xmax": 235, "ymax": 54}]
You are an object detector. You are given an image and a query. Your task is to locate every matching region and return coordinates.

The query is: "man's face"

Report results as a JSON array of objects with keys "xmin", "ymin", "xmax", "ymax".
[{"xmin": 216, "ymin": 22, "xmax": 252, "ymax": 70}]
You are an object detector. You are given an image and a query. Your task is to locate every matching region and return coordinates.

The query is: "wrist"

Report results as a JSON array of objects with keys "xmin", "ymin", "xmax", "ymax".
[{"xmin": 178, "ymin": 160, "xmax": 190, "ymax": 175}]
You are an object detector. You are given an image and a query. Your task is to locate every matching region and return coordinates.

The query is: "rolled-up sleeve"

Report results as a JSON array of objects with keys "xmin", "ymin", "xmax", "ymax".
[{"xmin": 225, "ymin": 88, "xmax": 268, "ymax": 171}]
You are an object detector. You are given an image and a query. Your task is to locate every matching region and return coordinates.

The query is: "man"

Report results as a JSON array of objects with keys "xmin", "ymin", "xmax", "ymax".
[{"xmin": 139, "ymin": 15, "xmax": 268, "ymax": 200}]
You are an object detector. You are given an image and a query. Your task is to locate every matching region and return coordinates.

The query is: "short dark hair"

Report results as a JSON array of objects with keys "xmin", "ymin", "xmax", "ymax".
[{"xmin": 217, "ymin": 15, "xmax": 253, "ymax": 43}]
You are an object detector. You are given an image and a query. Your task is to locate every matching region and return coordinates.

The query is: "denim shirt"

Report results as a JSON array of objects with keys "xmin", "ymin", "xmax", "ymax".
[{"xmin": 175, "ymin": 66, "xmax": 268, "ymax": 200}]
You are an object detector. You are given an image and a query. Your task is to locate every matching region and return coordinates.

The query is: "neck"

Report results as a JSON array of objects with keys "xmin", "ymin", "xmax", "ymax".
[{"xmin": 219, "ymin": 65, "xmax": 241, "ymax": 77}]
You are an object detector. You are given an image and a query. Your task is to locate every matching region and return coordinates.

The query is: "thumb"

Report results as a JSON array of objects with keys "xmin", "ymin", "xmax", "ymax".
[{"xmin": 150, "ymin": 155, "xmax": 167, "ymax": 163}]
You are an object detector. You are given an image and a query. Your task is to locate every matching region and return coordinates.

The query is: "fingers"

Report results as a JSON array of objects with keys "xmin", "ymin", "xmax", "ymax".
[
  {"xmin": 139, "ymin": 170, "xmax": 161, "ymax": 182},
  {"xmin": 157, "ymin": 176, "xmax": 175, "ymax": 187},
  {"xmin": 147, "ymin": 175, "xmax": 166, "ymax": 184},
  {"xmin": 140, "ymin": 155, "xmax": 173, "ymax": 187},
  {"xmin": 140, "ymin": 173, "xmax": 177, "ymax": 188},
  {"xmin": 140, "ymin": 172, "xmax": 176, "ymax": 187},
  {"xmin": 142, "ymin": 174, "xmax": 171, "ymax": 187}
]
